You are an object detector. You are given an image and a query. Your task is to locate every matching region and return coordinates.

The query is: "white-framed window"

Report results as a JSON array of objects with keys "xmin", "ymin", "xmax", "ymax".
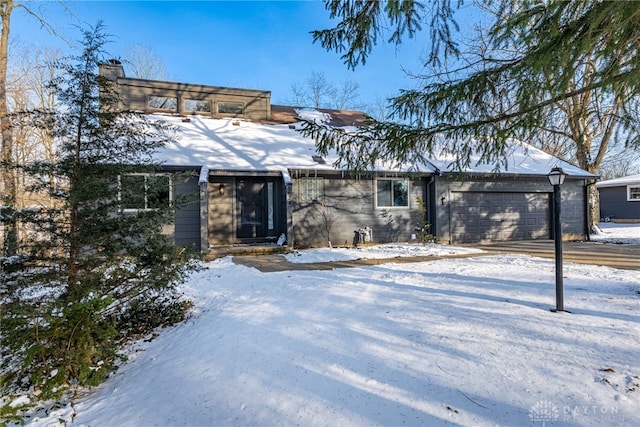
[
  {"xmin": 376, "ymin": 179, "xmax": 409, "ymax": 207},
  {"xmin": 147, "ymin": 95, "xmax": 177, "ymax": 111},
  {"xmin": 628, "ymin": 185, "xmax": 640, "ymax": 201},
  {"xmin": 120, "ymin": 174, "xmax": 171, "ymax": 211},
  {"xmin": 300, "ymin": 177, "xmax": 324, "ymax": 202},
  {"xmin": 218, "ymin": 102, "xmax": 244, "ymax": 115},
  {"xmin": 184, "ymin": 99, "xmax": 211, "ymax": 113}
]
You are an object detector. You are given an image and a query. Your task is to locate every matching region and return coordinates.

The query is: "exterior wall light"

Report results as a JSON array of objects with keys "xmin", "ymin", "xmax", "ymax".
[{"xmin": 219, "ymin": 184, "xmax": 225, "ymax": 196}]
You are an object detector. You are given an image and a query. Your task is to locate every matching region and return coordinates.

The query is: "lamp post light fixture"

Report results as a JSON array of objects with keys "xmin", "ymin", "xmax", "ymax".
[{"xmin": 548, "ymin": 167, "xmax": 567, "ymax": 312}]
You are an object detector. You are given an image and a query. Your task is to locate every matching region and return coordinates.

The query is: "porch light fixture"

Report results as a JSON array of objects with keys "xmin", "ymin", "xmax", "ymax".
[
  {"xmin": 547, "ymin": 167, "xmax": 567, "ymax": 312},
  {"xmin": 218, "ymin": 184, "xmax": 225, "ymax": 196}
]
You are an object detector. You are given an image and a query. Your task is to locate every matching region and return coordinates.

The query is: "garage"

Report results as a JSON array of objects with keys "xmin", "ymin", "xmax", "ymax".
[{"xmin": 450, "ymin": 191, "xmax": 551, "ymax": 243}]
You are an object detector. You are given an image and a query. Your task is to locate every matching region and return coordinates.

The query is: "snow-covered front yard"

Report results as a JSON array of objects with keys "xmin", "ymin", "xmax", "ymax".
[{"xmin": 22, "ymin": 224, "xmax": 640, "ymax": 426}]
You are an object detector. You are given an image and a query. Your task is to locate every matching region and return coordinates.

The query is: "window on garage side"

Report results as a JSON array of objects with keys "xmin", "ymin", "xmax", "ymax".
[
  {"xmin": 184, "ymin": 99, "xmax": 211, "ymax": 113},
  {"xmin": 628, "ymin": 186, "xmax": 640, "ymax": 201},
  {"xmin": 121, "ymin": 174, "xmax": 171, "ymax": 211},
  {"xmin": 300, "ymin": 177, "xmax": 324, "ymax": 201},
  {"xmin": 147, "ymin": 95, "xmax": 177, "ymax": 111},
  {"xmin": 376, "ymin": 179, "xmax": 408, "ymax": 207},
  {"xmin": 218, "ymin": 102, "xmax": 244, "ymax": 115}
]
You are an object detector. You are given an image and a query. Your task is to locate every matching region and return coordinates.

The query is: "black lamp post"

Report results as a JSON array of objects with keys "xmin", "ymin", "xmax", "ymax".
[{"xmin": 548, "ymin": 167, "xmax": 567, "ymax": 312}]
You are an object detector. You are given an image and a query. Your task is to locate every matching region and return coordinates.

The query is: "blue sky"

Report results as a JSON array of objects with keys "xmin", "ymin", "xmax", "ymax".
[{"xmin": 10, "ymin": 0, "xmax": 452, "ymax": 106}]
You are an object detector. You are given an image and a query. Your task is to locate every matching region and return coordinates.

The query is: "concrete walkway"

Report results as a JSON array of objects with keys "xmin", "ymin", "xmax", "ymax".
[
  {"xmin": 232, "ymin": 240, "xmax": 640, "ymax": 272},
  {"xmin": 232, "ymin": 251, "xmax": 492, "ymax": 273}
]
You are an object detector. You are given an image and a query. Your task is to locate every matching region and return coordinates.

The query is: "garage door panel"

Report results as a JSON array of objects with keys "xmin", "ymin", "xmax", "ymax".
[
  {"xmin": 511, "ymin": 231, "xmax": 526, "ymax": 240},
  {"xmin": 451, "ymin": 191, "xmax": 550, "ymax": 243},
  {"xmin": 451, "ymin": 205, "xmax": 467, "ymax": 214},
  {"xmin": 503, "ymin": 211, "xmax": 523, "ymax": 219},
  {"xmin": 530, "ymin": 228, "xmax": 549, "ymax": 239}
]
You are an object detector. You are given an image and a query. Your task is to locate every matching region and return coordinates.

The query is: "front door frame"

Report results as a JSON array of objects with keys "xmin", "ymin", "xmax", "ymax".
[{"xmin": 235, "ymin": 175, "xmax": 283, "ymax": 242}]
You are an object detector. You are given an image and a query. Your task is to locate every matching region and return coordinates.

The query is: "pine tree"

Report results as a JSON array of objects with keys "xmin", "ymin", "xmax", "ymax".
[
  {"xmin": 303, "ymin": 1, "xmax": 639, "ymax": 233},
  {"xmin": 1, "ymin": 23, "xmax": 195, "ymax": 406},
  {"xmin": 302, "ymin": 1, "xmax": 640, "ymax": 173}
]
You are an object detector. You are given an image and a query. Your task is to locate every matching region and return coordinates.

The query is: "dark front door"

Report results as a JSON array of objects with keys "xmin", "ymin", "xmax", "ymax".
[{"xmin": 236, "ymin": 178, "xmax": 279, "ymax": 239}]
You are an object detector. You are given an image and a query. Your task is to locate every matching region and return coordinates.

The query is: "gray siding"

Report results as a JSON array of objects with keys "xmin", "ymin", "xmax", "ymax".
[
  {"xmin": 208, "ymin": 176, "xmax": 235, "ymax": 245},
  {"xmin": 599, "ymin": 186, "xmax": 640, "ymax": 220},
  {"xmin": 435, "ymin": 176, "xmax": 588, "ymax": 243},
  {"xmin": 290, "ymin": 173, "xmax": 426, "ymax": 248},
  {"xmin": 173, "ymin": 174, "xmax": 201, "ymax": 249},
  {"xmin": 559, "ymin": 180, "xmax": 589, "ymax": 238}
]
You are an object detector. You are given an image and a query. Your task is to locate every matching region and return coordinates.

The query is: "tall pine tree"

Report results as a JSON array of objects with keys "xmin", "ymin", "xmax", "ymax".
[
  {"xmin": 303, "ymin": 1, "xmax": 639, "ymax": 232},
  {"xmin": 303, "ymin": 1, "xmax": 639, "ymax": 172},
  {"xmin": 1, "ymin": 23, "xmax": 194, "ymax": 404}
]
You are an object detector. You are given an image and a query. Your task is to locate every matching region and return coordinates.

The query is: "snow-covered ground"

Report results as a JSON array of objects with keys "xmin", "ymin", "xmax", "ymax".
[
  {"xmin": 590, "ymin": 222, "xmax": 640, "ymax": 245},
  {"xmin": 18, "ymin": 224, "xmax": 640, "ymax": 427},
  {"xmin": 284, "ymin": 243, "xmax": 484, "ymax": 263}
]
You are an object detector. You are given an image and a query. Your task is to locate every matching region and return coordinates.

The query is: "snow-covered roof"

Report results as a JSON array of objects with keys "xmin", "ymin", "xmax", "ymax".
[
  {"xmin": 154, "ymin": 114, "xmax": 341, "ymax": 172},
  {"xmin": 428, "ymin": 139, "xmax": 595, "ymax": 177},
  {"xmin": 596, "ymin": 174, "xmax": 640, "ymax": 188},
  {"xmin": 152, "ymin": 112, "xmax": 595, "ymax": 178}
]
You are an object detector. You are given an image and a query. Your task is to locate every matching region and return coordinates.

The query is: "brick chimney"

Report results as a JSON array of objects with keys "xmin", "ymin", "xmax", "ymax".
[{"xmin": 99, "ymin": 59, "xmax": 125, "ymax": 81}]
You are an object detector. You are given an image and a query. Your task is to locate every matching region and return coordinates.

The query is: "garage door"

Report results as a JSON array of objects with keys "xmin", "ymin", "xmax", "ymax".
[{"xmin": 450, "ymin": 192, "xmax": 550, "ymax": 243}]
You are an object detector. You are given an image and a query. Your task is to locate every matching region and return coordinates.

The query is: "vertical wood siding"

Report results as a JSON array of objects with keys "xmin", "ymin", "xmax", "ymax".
[
  {"xmin": 291, "ymin": 174, "xmax": 426, "ymax": 248},
  {"xmin": 173, "ymin": 174, "xmax": 202, "ymax": 250}
]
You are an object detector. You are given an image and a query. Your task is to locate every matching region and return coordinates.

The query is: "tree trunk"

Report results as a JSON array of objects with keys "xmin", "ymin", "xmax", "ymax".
[
  {"xmin": 587, "ymin": 182, "xmax": 600, "ymax": 235},
  {"xmin": 1, "ymin": 0, "xmax": 17, "ymax": 255}
]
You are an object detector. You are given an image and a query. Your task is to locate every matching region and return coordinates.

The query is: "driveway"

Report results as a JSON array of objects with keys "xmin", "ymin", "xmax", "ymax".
[
  {"xmin": 476, "ymin": 240, "xmax": 640, "ymax": 270},
  {"xmin": 233, "ymin": 240, "xmax": 639, "ymax": 272}
]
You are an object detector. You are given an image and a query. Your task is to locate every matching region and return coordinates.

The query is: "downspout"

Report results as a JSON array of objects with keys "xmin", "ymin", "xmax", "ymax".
[
  {"xmin": 585, "ymin": 178, "xmax": 597, "ymax": 240},
  {"xmin": 447, "ymin": 185, "xmax": 452, "ymax": 245},
  {"xmin": 423, "ymin": 162, "xmax": 442, "ymax": 242},
  {"xmin": 280, "ymin": 168, "xmax": 294, "ymax": 249},
  {"xmin": 198, "ymin": 166, "xmax": 209, "ymax": 252},
  {"xmin": 424, "ymin": 174, "xmax": 436, "ymax": 237}
]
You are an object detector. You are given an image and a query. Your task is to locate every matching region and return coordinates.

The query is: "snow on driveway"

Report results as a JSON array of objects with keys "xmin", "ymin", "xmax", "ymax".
[
  {"xmin": 590, "ymin": 223, "xmax": 640, "ymax": 245},
  {"xmin": 28, "ymin": 248, "xmax": 640, "ymax": 427},
  {"xmin": 283, "ymin": 242, "xmax": 484, "ymax": 263}
]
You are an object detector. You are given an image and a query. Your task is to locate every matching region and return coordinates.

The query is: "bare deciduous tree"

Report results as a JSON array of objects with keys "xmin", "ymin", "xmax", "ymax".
[
  {"xmin": 287, "ymin": 70, "xmax": 362, "ymax": 110},
  {"xmin": 333, "ymin": 76, "xmax": 361, "ymax": 110},
  {"xmin": 122, "ymin": 43, "xmax": 169, "ymax": 80},
  {"xmin": 9, "ymin": 45, "xmax": 62, "ymax": 216},
  {"xmin": 1, "ymin": 0, "xmax": 18, "ymax": 255},
  {"xmin": 1, "ymin": 0, "xmax": 68, "ymax": 255},
  {"xmin": 317, "ymin": 200, "xmax": 337, "ymax": 248},
  {"xmin": 597, "ymin": 148, "xmax": 640, "ymax": 181},
  {"xmin": 363, "ymin": 95, "xmax": 393, "ymax": 121},
  {"xmin": 304, "ymin": 1, "xmax": 640, "ymax": 235}
]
